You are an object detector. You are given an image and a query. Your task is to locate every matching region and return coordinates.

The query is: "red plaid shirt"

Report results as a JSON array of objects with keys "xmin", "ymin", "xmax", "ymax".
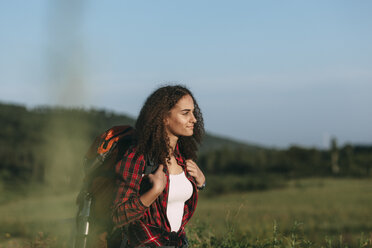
[{"xmin": 112, "ymin": 144, "xmax": 198, "ymax": 247}]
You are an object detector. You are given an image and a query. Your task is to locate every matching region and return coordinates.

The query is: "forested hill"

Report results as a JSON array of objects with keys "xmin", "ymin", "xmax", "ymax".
[
  {"xmin": 0, "ymin": 102, "xmax": 259, "ymax": 187},
  {"xmin": 0, "ymin": 101, "xmax": 260, "ymax": 152},
  {"xmin": 1, "ymin": 102, "xmax": 371, "ymax": 190}
]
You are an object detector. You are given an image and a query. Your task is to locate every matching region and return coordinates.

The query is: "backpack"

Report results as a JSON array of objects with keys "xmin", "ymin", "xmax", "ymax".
[{"xmin": 73, "ymin": 125, "xmax": 154, "ymax": 248}]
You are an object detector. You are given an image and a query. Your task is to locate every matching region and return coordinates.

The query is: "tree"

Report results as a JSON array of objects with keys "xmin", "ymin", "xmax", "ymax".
[{"xmin": 330, "ymin": 137, "xmax": 340, "ymax": 174}]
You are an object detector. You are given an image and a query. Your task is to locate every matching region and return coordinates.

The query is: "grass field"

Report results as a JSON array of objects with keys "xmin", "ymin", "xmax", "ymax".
[
  {"xmin": 188, "ymin": 178, "xmax": 372, "ymax": 247},
  {"xmin": 0, "ymin": 178, "xmax": 371, "ymax": 247}
]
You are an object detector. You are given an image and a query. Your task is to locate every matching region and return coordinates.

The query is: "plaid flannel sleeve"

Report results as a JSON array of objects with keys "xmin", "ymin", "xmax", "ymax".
[{"xmin": 112, "ymin": 149, "xmax": 148, "ymax": 228}]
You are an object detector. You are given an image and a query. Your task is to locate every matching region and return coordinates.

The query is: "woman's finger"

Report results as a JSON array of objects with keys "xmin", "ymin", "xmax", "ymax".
[
  {"xmin": 186, "ymin": 165, "xmax": 196, "ymax": 172},
  {"xmin": 186, "ymin": 160, "xmax": 201, "ymax": 171},
  {"xmin": 188, "ymin": 170, "xmax": 197, "ymax": 177},
  {"xmin": 154, "ymin": 164, "xmax": 165, "ymax": 175},
  {"xmin": 186, "ymin": 161, "xmax": 198, "ymax": 168},
  {"xmin": 188, "ymin": 166, "xmax": 200, "ymax": 176},
  {"xmin": 186, "ymin": 159, "xmax": 196, "ymax": 166},
  {"xmin": 156, "ymin": 164, "xmax": 163, "ymax": 171},
  {"xmin": 186, "ymin": 164, "xmax": 196, "ymax": 171}
]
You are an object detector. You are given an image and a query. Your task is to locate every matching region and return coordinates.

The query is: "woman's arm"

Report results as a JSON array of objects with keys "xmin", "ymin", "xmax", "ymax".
[
  {"xmin": 112, "ymin": 150, "xmax": 167, "ymax": 227},
  {"xmin": 112, "ymin": 150, "xmax": 148, "ymax": 227}
]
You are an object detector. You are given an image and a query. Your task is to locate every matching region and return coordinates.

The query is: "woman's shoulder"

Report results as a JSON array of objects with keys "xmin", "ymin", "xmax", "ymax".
[
  {"xmin": 123, "ymin": 145, "xmax": 140, "ymax": 158},
  {"xmin": 116, "ymin": 145, "xmax": 146, "ymax": 173}
]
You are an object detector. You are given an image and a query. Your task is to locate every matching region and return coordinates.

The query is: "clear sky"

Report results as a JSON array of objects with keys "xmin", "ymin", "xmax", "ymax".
[{"xmin": 1, "ymin": 0, "xmax": 371, "ymax": 148}]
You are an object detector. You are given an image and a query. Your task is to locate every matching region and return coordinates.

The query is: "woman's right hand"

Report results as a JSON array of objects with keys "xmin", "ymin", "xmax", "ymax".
[
  {"xmin": 148, "ymin": 164, "xmax": 167, "ymax": 194},
  {"xmin": 140, "ymin": 164, "xmax": 167, "ymax": 207}
]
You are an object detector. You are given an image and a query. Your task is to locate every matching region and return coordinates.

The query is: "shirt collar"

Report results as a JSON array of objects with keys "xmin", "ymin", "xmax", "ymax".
[{"xmin": 174, "ymin": 143, "xmax": 185, "ymax": 167}]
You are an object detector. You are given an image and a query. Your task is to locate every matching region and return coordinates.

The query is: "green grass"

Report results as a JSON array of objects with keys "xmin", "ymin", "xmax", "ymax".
[
  {"xmin": 188, "ymin": 178, "xmax": 372, "ymax": 247},
  {"xmin": 0, "ymin": 178, "xmax": 372, "ymax": 247}
]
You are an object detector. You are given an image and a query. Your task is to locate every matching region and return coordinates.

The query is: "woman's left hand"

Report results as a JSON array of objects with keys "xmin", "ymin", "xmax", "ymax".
[{"xmin": 185, "ymin": 159, "xmax": 205, "ymax": 188}]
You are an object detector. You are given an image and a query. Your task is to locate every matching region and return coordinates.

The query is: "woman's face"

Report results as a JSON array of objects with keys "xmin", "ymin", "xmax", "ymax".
[{"xmin": 164, "ymin": 94, "xmax": 197, "ymax": 138}]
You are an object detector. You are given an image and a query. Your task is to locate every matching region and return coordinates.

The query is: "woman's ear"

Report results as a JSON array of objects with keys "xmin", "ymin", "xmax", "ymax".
[
  {"xmin": 163, "ymin": 111, "xmax": 171, "ymax": 126},
  {"xmin": 163, "ymin": 116, "xmax": 169, "ymax": 126}
]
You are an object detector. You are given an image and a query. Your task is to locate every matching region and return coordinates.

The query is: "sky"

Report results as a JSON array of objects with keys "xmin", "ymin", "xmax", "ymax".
[{"xmin": 1, "ymin": 0, "xmax": 371, "ymax": 148}]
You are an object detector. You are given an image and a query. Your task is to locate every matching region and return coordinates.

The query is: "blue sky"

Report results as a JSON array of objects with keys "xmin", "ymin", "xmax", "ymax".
[{"xmin": 1, "ymin": 0, "xmax": 371, "ymax": 148}]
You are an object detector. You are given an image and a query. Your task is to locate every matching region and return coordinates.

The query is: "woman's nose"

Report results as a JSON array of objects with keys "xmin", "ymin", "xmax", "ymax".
[{"xmin": 190, "ymin": 113, "xmax": 197, "ymax": 123}]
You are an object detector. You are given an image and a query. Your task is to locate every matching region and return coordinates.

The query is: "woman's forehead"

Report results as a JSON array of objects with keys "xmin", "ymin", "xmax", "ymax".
[{"xmin": 174, "ymin": 95, "xmax": 194, "ymax": 110}]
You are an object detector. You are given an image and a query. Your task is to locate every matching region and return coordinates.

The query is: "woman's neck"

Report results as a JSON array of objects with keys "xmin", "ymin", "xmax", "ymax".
[{"xmin": 168, "ymin": 134, "xmax": 178, "ymax": 154}]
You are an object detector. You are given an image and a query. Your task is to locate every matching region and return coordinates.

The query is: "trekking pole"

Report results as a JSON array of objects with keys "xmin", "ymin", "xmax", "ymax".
[{"xmin": 74, "ymin": 192, "xmax": 92, "ymax": 248}]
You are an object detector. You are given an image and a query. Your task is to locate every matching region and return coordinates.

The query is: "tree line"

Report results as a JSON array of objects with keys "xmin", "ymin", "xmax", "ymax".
[
  {"xmin": 0, "ymin": 102, "xmax": 371, "ymax": 190},
  {"xmin": 198, "ymin": 142, "xmax": 372, "ymax": 177}
]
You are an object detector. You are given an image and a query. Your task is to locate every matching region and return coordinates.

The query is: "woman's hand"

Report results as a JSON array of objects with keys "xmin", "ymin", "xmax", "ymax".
[
  {"xmin": 186, "ymin": 159, "xmax": 205, "ymax": 188},
  {"xmin": 148, "ymin": 164, "xmax": 167, "ymax": 194},
  {"xmin": 140, "ymin": 164, "xmax": 167, "ymax": 207}
]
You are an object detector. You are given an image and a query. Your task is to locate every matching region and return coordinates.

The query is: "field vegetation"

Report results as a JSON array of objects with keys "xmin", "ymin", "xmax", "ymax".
[
  {"xmin": 1, "ymin": 178, "xmax": 371, "ymax": 248},
  {"xmin": 1, "ymin": 103, "xmax": 372, "ymax": 247}
]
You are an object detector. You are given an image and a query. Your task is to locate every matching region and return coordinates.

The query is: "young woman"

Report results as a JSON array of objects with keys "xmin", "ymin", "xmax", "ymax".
[{"xmin": 112, "ymin": 85, "xmax": 206, "ymax": 248}]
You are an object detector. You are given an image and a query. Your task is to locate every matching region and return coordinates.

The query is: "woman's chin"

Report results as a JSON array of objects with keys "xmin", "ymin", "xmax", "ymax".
[
  {"xmin": 185, "ymin": 130, "xmax": 194, "ymax": 136},
  {"xmin": 179, "ymin": 131, "xmax": 194, "ymax": 137}
]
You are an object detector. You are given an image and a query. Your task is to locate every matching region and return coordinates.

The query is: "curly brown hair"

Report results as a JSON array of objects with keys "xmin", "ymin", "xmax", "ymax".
[{"xmin": 135, "ymin": 85, "xmax": 204, "ymax": 166}]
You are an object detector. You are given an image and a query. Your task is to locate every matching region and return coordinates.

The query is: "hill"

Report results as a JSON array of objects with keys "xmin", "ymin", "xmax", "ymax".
[
  {"xmin": 0, "ymin": 101, "xmax": 260, "ymax": 188},
  {"xmin": 1, "ymin": 101, "xmax": 371, "ymax": 192}
]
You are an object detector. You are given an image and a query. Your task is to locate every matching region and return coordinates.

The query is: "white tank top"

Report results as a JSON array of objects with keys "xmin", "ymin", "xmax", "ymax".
[{"xmin": 166, "ymin": 172, "xmax": 193, "ymax": 232}]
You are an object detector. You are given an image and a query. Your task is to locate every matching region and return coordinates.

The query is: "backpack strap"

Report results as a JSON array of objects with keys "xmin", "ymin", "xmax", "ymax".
[{"xmin": 144, "ymin": 155, "xmax": 157, "ymax": 175}]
